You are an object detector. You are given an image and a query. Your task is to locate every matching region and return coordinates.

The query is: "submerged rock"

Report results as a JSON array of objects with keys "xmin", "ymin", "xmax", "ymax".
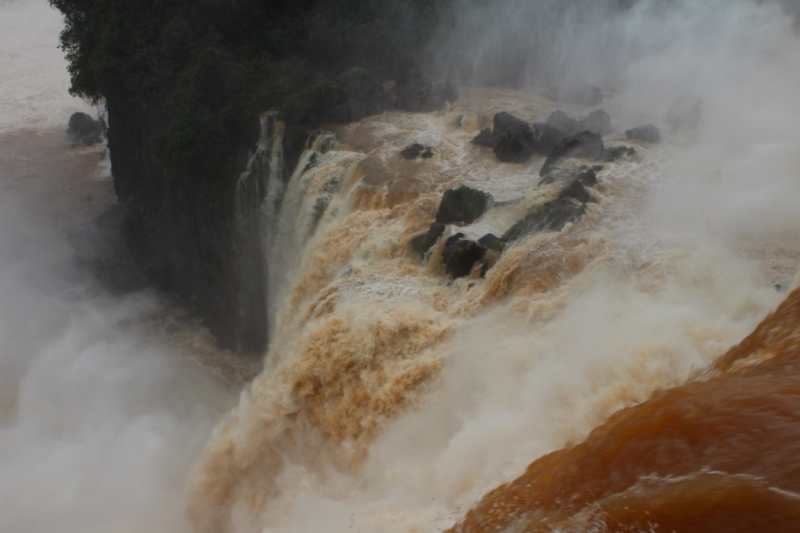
[
  {"xmin": 67, "ymin": 112, "xmax": 104, "ymax": 146},
  {"xmin": 436, "ymin": 186, "xmax": 493, "ymax": 225},
  {"xmin": 604, "ymin": 145, "xmax": 636, "ymax": 161},
  {"xmin": 540, "ymin": 131, "xmax": 604, "ymax": 176},
  {"xmin": 626, "ymin": 124, "xmax": 661, "ymax": 144},
  {"xmin": 443, "ymin": 234, "xmax": 487, "ymax": 278},
  {"xmin": 401, "ymin": 143, "xmax": 434, "ymax": 160},
  {"xmin": 409, "ymin": 222, "xmax": 446, "ymax": 256}
]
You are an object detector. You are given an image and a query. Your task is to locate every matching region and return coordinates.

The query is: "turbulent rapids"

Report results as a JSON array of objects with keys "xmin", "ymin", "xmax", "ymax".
[
  {"xmin": 187, "ymin": 83, "xmax": 800, "ymax": 532},
  {"xmin": 5, "ymin": 0, "xmax": 800, "ymax": 532}
]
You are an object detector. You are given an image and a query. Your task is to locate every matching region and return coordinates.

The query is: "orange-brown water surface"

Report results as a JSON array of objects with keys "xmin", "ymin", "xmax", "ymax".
[{"xmin": 450, "ymin": 286, "xmax": 800, "ymax": 533}]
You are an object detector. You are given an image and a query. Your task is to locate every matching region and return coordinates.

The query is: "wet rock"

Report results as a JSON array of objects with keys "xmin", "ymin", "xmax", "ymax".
[
  {"xmin": 494, "ymin": 129, "xmax": 536, "ymax": 163},
  {"xmin": 577, "ymin": 168, "xmax": 598, "ymax": 186},
  {"xmin": 471, "ymin": 128, "xmax": 495, "ymax": 147},
  {"xmin": 558, "ymin": 179, "xmax": 596, "ymax": 204},
  {"xmin": 409, "ymin": 222, "xmax": 445, "ymax": 256},
  {"xmin": 443, "ymin": 234, "xmax": 487, "ymax": 278},
  {"xmin": 547, "ymin": 82, "xmax": 603, "ymax": 106},
  {"xmin": 436, "ymin": 186, "xmax": 493, "ymax": 225},
  {"xmin": 67, "ymin": 112, "xmax": 104, "ymax": 146},
  {"xmin": 604, "ymin": 145, "xmax": 636, "ymax": 162},
  {"xmin": 665, "ymin": 95, "xmax": 703, "ymax": 133},
  {"xmin": 540, "ymin": 131, "xmax": 604, "ymax": 177},
  {"xmin": 502, "ymin": 198, "xmax": 586, "ymax": 242},
  {"xmin": 471, "ymin": 112, "xmax": 537, "ymax": 162},
  {"xmin": 536, "ymin": 110, "xmax": 580, "ymax": 155},
  {"xmin": 478, "ymin": 233, "xmax": 505, "ymax": 252},
  {"xmin": 626, "ymin": 124, "xmax": 661, "ymax": 144},
  {"xmin": 401, "ymin": 143, "xmax": 434, "ymax": 160},
  {"xmin": 579, "ymin": 109, "xmax": 613, "ymax": 136},
  {"xmin": 538, "ymin": 167, "xmax": 597, "ymax": 187}
]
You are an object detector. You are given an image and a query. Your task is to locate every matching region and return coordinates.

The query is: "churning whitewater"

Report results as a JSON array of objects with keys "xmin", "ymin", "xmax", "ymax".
[
  {"xmin": 5, "ymin": 0, "xmax": 800, "ymax": 532},
  {"xmin": 188, "ymin": 2, "xmax": 800, "ymax": 531}
]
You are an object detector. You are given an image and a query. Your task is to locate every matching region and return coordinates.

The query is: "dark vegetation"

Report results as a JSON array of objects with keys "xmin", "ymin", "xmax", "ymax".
[{"xmin": 51, "ymin": 0, "xmax": 452, "ymax": 353}]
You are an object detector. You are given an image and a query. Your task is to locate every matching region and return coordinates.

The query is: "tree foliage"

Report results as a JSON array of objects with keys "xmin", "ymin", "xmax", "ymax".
[{"xmin": 50, "ymin": 0, "xmax": 447, "ymax": 175}]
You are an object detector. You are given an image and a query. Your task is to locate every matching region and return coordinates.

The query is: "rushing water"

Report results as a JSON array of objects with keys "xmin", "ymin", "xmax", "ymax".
[{"xmin": 5, "ymin": 0, "xmax": 800, "ymax": 532}]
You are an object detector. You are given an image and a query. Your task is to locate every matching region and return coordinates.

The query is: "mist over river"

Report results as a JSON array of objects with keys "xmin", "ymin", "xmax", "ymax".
[
  {"xmin": 0, "ymin": 1, "xmax": 247, "ymax": 531},
  {"xmin": 4, "ymin": 0, "xmax": 800, "ymax": 532}
]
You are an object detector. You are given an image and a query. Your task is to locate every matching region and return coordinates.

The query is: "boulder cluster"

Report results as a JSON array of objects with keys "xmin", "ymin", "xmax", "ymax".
[
  {"xmin": 408, "ymin": 101, "xmax": 664, "ymax": 280},
  {"xmin": 409, "ymin": 167, "xmax": 600, "ymax": 279}
]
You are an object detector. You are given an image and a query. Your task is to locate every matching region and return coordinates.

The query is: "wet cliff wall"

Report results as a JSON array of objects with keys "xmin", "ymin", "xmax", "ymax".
[{"xmin": 50, "ymin": 0, "xmax": 448, "ymax": 353}]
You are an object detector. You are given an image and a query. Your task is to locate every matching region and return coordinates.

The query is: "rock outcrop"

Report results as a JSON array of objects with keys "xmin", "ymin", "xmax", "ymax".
[
  {"xmin": 442, "ymin": 234, "xmax": 487, "ymax": 278},
  {"xmin": 472, "ymin": 112, "xmax": 537, "ymax": 163},
  {"xmin": 580, "ymin": 109, "xmax": 613, "ymax": 136},
  {"xmin": 436, "ymin": 186, "xmax": 493, "ymax": 225},
  {"xmin": 626, "ymin": 124, "xmax": 661, "ymax": 144},
  {"xmin": 540, "ymin": 131, "xmax": 605, "ymax": 176},
  {"xmin": 502, "ymin": 198, "xmax": 587, "ymax": 242},
  {"xmin": 67, "ymin": 112, "xmax": 104, "ymax": 146},
  {"xmin": 401, "ymin": 143, "xmax": 434, "ymax": 159},
  {"xmin": 409, "ymin": 222, "xmax": 445, "ymax": 256}
]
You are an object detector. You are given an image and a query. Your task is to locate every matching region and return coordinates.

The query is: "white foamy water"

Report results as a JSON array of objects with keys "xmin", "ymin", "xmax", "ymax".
[
  {"xmin": 0, "ymin": 2, "xmax": 241, "ymax": 532},
  {"xmin": 187, "ymin": 1, "xmax": 800, "ymax": 532},
  {"xmin": 3, "ymin": 0, "xmax": 800, "ymax": 532}
]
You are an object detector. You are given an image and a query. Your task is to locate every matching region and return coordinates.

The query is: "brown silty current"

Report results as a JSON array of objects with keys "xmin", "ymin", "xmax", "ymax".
[
  {"xmin": 187, "ymin": 88, "xmax": 796, "ymax": 532},
  {"xmin": 450, "ymin": 286, "xmax": 800, "ymax": 533}
]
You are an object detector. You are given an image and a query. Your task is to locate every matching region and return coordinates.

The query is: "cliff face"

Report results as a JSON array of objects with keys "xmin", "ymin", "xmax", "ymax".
[{"xmin": 106, "ymin": 99, "xmax": 276, "ymax": 353}]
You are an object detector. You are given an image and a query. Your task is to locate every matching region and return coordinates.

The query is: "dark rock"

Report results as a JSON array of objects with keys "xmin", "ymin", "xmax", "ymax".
[
  {"xmin": 396, "ymin": 70, "xmax": 447, "ymax": 112},
  {"xmin": 494, "ymin": 129, "xmax": 536, "ymax": 163},
  {"xmin": 579, "ymin": 109, "xmax": 613, "ymax": 136},
  {"xmin": 626, "ymin": 124, "xmax": 661, "ymax": 144},
  {"xmin": 592, "ymin": 165, "xmax": 604, "ymax": 172},
  {"xmin": 535, "ymin": 110, "xmax": 580, "ymax": 155},
  {"xmin": 538, "ymin": 167, "xmax": 597, "ymax": 187},
  {"xmin": 443, "ymin": 235, "xmax": 487, "ymax": 278},
  {"xmin": 540, "ymin": 131, "xmax": 604, "ymax": 176},
  {"xmin": 578, "ymin": 169, "xmax": 597, "ymax": 186},
  {"xmin": 401, "ymin": 143, "xmax": 430, "ymax": 159},
  {"xmin": 471, "ymin": 112, "xmax": 537, "ymax": 162},
  {"xmin": 409, "ymin": 222, "xmax": 446, "ymax": 256},
  {"xmin": 67, "ymin": 112, "xmax": 104, "ymax": 146},
  {"xmin": 471, "ymin": 128, "xmax": 495, "ymax": 147},
  {"xmin": 503, "ymin": 198, "xmax": 586, "ymax": 242},
  {"xmin": 548, "ymin": 82, "xmax": 604, "ymax": 106},
  {"xmin": 478, "ymin": 233, "xmax": 505, "ymax": 252},
  {"xmin": 558, "ymin": 179, "xmax": 596, "ymax": 204},
  {"xmin": 604, "ymin": 145, "xmax": 636, "ymax": 161},
  {"xmin": 421, "ymin": 149, "xmax": 434, "ymax": 159},
  {"xmin": 436, "ymin": 186, "xmax": 493, "ymax": 225},
  {"xmin": 664, "ymin": 95, "xmax": 703, "ymax": 133}
]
